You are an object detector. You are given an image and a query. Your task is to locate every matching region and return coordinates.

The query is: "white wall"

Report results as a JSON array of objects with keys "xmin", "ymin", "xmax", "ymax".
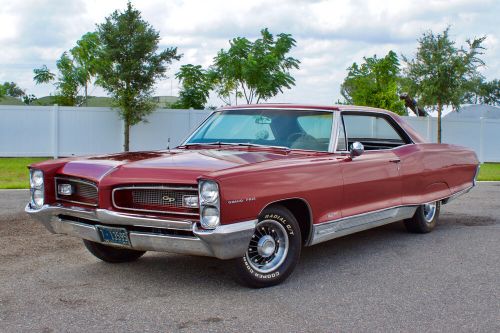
[{"xmin": 1, "ymin": 105, "xmax": 499, "ymax": 162}]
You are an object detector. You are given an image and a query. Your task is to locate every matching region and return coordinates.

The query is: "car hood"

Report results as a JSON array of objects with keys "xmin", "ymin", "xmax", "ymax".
[{"xmin": 57, "ymin": 148, "xmax": 296, "ymax": 186}]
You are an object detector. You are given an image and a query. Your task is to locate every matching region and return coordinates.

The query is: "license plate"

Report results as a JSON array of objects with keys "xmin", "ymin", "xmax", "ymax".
[{"xmin": 96, "ymin": 225, "xmax": 130, "ymax": 246}]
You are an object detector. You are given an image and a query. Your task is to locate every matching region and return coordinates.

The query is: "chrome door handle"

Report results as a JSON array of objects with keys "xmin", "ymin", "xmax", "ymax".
[{"xmin": 389, "ymin": 158, "xmax": 401, "ymax": 163}]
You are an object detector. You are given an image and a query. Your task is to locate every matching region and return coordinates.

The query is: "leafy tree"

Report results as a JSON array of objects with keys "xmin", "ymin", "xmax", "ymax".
[
  {"xmin": 70, "ymin": 32, "xmax": 100, "ymax": 105},
  {"xmin": 207, "ymin": 66, "xmax": 241, "ymax": 105},
  {"xmin": 95, "ymin": 2, "xmax": 181, "ymax": 151},
  {"xmin": 173, "ymin": 65, "xmax": 212, "ymax": 109},
  {"xmin": 340, "ymin": 51, "xmax": 406, "ymax": 115},
  {"xmin": 33, "ymin": 65, "xmax": 55, "ymax": 85},
  {"xmin": 403, "ymin": 28, "xmax": 486, "ymax": 142},
  {"xmin": 1, "ymin": 82, "xmax": 26, "ymax": 98},
  {"xmin": 23, "ymin": 94, "xmax": 37, "ymax": 105},
  {"xmin": 463, "ymin": 78, "xmax": 500, "ymax": 106},
  {"xmin": 54, "ymin": 52, "xmax": 81, "ymax": 106},
  {"xmin": 213, "ymin": 28, "xmax": 300, "ymax": 104}
]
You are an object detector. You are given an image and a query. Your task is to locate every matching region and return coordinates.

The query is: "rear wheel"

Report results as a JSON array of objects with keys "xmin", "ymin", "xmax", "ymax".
[
  {"xmin": 83, "ymin": 240, "xmax": 146, "ymax": 263},
  {"xmin": 234, "ymin": 205, "xmax": 302, "ymax": 288},
  {"xmin": 404, "ymin": 201, "xmax": 441, "ymax": 233}
]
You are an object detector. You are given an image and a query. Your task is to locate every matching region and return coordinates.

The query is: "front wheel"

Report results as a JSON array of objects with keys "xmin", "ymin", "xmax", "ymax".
[
  {"xmin": 83, "ymin": 240, "xmax": 146, "ymax": 263},
  {"xmin": 234, "ymin": 205, "xmax": 302, "ymax": 288},
  {"xmin": 404, "ymin": 201, "xmax": 441, "ymax": 233}
]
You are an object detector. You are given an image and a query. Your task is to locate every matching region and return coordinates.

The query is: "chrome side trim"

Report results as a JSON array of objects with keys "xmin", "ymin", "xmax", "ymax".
[
  {"xmin": 441, "ymin": 185, "xmax": 474, "ymax": 204},
  {"xmin": 310, "ymin": 206, "xmax": 418, "ymax": 246},
  {"xmin": 112, "ymin": 186, "xmax": 199, "ymax": 217},
  {"xmin": 54, "ymin": 177, "xmax": 98, "ymax": 207}
]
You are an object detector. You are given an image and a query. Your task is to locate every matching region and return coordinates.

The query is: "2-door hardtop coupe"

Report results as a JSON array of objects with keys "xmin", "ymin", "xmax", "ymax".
[{"xmin": 26, "ymin": 104, "xmax": 479, "ymax": 287}]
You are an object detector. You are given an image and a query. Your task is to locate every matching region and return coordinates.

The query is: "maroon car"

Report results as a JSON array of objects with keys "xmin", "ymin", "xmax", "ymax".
[{"xmin": 26, "ymin": 104, "xmax": 479, "ymax": 287}]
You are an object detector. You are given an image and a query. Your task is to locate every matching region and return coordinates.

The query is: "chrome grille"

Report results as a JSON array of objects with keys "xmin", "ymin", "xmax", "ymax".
[
  {"xmin": 132, "ymin": 189, "xmax": 187, "ymax": 208},
  {"xmin": 113, "ymin": 186, "xmax": 199, "ymax": 216},
  {"xmin": 55, "ymin": 177, "xmax": 98, "ymax": 206}
]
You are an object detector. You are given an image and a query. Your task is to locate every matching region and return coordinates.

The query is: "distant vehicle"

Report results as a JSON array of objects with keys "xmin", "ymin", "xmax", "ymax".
[{"xmin": 26, "ymin": 104, "xmax": 479, "ymax": 287}]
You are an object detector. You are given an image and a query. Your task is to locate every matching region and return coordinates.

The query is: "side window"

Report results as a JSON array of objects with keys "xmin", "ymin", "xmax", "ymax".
[{"xmin": 342, "ymin": 114, "xmax": 405, "ymax": 150}]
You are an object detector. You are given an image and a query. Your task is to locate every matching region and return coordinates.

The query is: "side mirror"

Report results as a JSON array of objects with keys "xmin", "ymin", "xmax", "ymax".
[{"xmin": 350, "ymin": 141, "xmax": 364, "ymax": 158}]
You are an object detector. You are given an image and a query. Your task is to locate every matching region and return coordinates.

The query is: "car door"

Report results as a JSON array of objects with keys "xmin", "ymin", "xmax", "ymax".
[{"xmin": 338, "ymin": 112, "xmax": 404, "ymax": 218}]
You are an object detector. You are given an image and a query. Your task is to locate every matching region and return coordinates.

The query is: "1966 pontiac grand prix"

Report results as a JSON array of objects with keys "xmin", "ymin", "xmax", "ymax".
[{"xmin": 26, "ymin": 104, "xmax": 479, "ymax": 287}]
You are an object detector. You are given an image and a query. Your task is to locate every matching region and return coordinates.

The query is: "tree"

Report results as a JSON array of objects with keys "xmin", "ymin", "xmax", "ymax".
[
  {"xmin": 95, "ymin": 2, "xmax": 181, "ymax": 151},
  {"xmin": 70, "ymin": 32, "xmax": 100, "ymax": 105},
  {"xmin": 463, "ymin": 78, "xmax": 500, "ymax": 106},
  {"xmin": 33, "ymin": 65, "xmax": 55, "ymax": 85},
  {"xmin": 212, "ymin": 28, "xmax": 300, "ymax": 104},
  {"xmin": 1, "ymin": 82, "xmax": 26, "ymax": 98},
  {"xmin": 340, "ymin": 51, "xmax": 406, "ymax": 115},
  {"xmin": 403, "ymin": 28, "xmax": 486, "ymax": 142},
  {"xmin": 173, "ymin": 64, "xmax": 212, "ymax": 109},
  {"xmin": 23, "ymin": 94, "xmax": 37, "ymax": 105},
  {"xmin": 54, "ymin": 52, "xmax": 81, "ymax": 106}
]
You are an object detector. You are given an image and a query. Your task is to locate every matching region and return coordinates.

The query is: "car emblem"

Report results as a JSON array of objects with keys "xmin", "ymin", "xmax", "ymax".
[{"xmin": 162, "ymin": 195, "xmax": 175, "ymax": 203}]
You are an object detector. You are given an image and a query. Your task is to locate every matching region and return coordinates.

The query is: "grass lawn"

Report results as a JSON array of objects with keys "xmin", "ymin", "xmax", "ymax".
[
  {"xmin": 477, "ymin": 163, "xmax": 500, "ymax": 181},
  {"xmin": 0, "ymin": 157, "xmax": 50, "ymax": 189},
  {"xmin": 0, "ymin": 158, "xmax": 499, "ymax": 189}
]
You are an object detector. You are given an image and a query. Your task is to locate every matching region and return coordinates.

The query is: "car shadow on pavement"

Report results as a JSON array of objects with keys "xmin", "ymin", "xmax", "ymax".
[{"xmin": 75, "ymin": 222, "xmax": 413, "ymax": 291}]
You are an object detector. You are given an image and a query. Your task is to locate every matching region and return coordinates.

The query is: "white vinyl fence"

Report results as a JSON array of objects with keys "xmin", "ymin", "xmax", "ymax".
[
  {"xmin": 0, "ymin": 105, "xmax": 210, "ymax": 157},
  {"xmin": 1, "ymin": 105, "xmax": 499, "ymax": 162}
]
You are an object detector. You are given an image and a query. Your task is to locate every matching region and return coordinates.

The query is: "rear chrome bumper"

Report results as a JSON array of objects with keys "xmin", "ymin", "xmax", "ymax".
[{"xmin": 25, "ymin": 204, "xmax": 257, "ymax": 260}]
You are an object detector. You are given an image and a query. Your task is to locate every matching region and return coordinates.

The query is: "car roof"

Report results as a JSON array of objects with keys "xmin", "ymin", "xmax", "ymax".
[{"xmin": 219, "ymin": 103, "xmax": 395, "ymax": 115}]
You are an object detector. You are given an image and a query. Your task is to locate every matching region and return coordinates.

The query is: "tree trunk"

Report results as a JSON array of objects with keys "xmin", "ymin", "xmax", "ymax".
[
  {"xmin": 84, "ymin": 83, "xmax": 88, "ymax": 107},
  {"xmin": 124, "ymin": 121, "xmax": 130, "ymax": 152},
  {"xmin": 437, "ymin": 101, "xmax": 442, "ymax": 143}
]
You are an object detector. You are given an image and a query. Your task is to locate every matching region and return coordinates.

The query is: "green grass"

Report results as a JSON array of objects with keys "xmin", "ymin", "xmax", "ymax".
[
  {"xmin": 0, "ymin": 158, "xmax": 499, "ymax": 189},
  {"xmin": 0, "ymin": 157, "xmax": 50, "ymax": 189},
  {"xmin": 477, "ymin": 163, "xmax": 500, "ymax": 181}
]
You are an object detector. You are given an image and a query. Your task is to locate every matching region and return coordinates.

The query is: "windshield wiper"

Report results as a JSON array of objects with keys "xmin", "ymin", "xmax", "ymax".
[
  {"xmin": 178, "ymin": 142, "xmax": 239, "ymax": 148},
  {"xmin": 234, "ymin": 142, "xmax": 291, "ymax": 151},
  {"xmin": 178, "ymin": 142, "xmax": 291, "ymax": 151}
]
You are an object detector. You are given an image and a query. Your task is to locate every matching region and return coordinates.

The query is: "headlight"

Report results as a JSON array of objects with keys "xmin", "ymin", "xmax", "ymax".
[
  {"xmin": 32, "ymin": 189, "xmax": 44, "ymax": 208},
  {"xmin": 199, "ymin": 180, "xmax": 220, "ymax": 229},
  {"xmin": 200, "ymin": 180, "xmax": 219, "ymax": 204},
  {"xmin": 30, "ymin": 169, "xmax": 44, "ymax": 209},
  {"xmin": 201, "ymin": 206, "xmax": 220, "ymax": 229},
  {"xmin": 30, "ymin": 170, "xmax": 44, "ymax": 188}
]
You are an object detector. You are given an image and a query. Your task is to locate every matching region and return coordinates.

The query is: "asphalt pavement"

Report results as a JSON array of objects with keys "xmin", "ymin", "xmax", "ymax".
[{"xmin": 0, "ymin": 184, "xmax": 499, "ymax": 332}]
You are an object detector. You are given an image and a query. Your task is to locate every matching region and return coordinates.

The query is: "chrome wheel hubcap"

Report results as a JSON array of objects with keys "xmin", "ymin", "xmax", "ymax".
[
  {"xmin": 246, "ymin": 220, "xmax": 289, "ymax": 274},
  {"xmin": 257, "ymin": 235, "xmax": 276, "ymax": 257},
  {"xmin": 423, "ymin": 202, "xmax": 437, "ymax": 222}
]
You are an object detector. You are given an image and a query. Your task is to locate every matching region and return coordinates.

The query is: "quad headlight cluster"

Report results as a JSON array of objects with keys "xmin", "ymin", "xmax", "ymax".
[
  {"xmin": 29, "ymin": 169, "xmax": 44, "ymax": 209},
  {"xmin": 199, "ymin": 180, "xmax": 220, "ymax": 229}
]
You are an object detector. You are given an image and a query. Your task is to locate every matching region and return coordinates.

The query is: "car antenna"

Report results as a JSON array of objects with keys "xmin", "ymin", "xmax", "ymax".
[{"xmin": 167, "ymin": 137, "xmax": 170, "ymax": 152}]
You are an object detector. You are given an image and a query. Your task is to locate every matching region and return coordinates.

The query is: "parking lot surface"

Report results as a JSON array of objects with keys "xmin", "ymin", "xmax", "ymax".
[{"xmin": 1, "ymin": 184, "xmax": 499, "ymax": 332}]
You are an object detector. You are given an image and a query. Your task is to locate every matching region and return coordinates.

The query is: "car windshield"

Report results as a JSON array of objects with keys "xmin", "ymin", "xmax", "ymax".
[{"xmin": 183, "ymin": 109, "xmax": 333, "ymax": 152}]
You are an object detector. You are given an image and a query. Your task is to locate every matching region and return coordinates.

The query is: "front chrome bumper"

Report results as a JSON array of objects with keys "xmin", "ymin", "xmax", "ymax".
[{"xmin": 25, "ymin": 204, "xmax": 257, "ymax": 260}]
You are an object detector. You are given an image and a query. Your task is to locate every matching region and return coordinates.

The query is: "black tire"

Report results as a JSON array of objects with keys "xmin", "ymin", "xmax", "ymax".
[
  {"xmin": 234, "ymin": 205, "xmax": 302, "ymax": 288},
  {"xmin": 83, "ymin": 240, "xmax": 146, "ymax": 263},
  {"xmin": 404, "ymin": 201, "xmax": 441, "ymax": 234}
]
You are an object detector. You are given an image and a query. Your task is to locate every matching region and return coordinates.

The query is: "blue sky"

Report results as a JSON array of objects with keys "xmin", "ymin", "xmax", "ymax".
[{"xmin": 0, "ymin": 0, "xmax": 498, "ymax": 107}]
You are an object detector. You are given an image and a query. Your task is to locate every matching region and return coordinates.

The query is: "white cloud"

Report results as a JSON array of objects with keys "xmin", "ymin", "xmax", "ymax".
[{"xmin": 0, "ymin": 0, "xmax": 499, "ymax": 105}]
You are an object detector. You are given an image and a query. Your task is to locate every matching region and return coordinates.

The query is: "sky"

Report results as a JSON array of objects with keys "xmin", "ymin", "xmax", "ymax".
[{"xmin": 0, "ymin": 0, "xmax": 499, "ymax": 107}]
